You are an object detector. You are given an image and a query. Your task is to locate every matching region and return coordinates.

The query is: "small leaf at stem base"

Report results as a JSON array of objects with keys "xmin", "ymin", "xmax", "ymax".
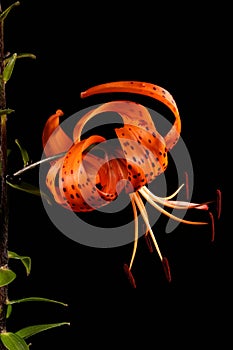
[
  {"xmin": 0, "ymin": 267, "xmax": 16, "ymax": 287},
  {"xmin": 0, "ymin": 2, "xmax": 20, "ymax": 22},
  {"xmin": 15, "ymin": 322, "xmax": 70, "ymax": 340},
  {"xmin": 8, "ymin": 251, "xmax": 31, "ymax": 276},
  {"xmin": 0, "ymin": 332, "xmax": 29, "ymax": 350},
  {"xmin": 7, "ymin": 296, "xmax": 68, "ymax": 307}
]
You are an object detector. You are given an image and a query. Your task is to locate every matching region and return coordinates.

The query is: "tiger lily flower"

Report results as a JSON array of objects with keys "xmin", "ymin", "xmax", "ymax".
[{"xmin": 42, "ymin": 81, "xmax": 221, "ymax": 288}]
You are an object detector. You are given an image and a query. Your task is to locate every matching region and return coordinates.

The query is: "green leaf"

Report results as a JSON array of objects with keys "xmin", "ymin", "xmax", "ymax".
[
  {"xmin": 0, "ymin": 268, "xmax": 16, "ymax": 287},
  {"xmin": 16, "ymin": 53, "xmax": 36, "ymax": 60},
  {"xmin": 15, "ymin": 139, "xmax": 30, "ymax": 167},
  {"xmin": 8, "ymin": 251, "xmax": 31, "ymax": 276},
  {"xmin": 4, "ymin": 53, "xmax": 36, "ymax": 64},
  {"xmin": 16, "ymin": 322, "xmax": 70, "ymax": 339},
  {"xmin": 3, "ymin": 53, "xmax": 17, "ymax": 83},
  {"xmin": 6, "ymin": 180, "xmax": 52, "ymax": 205},
  {"xmin": 6, "ymin": 304, "xmax": 13, "ymax": 319},
  {"xmin": 0, "ymin": 109, "xmax": 15, "ymax": 116},
  {"xmin": 0, "ymin": 332, "xmax": 29, "ymax": 350},
  {"xmin": 6, "ymin": 297, "xmax": 67, "ymax": 319},
  {"xmin": 0, "ymin": 2, "xmax": 20, "ymax": 22},
  {"xmin": 7, "ymin": 297, "xmax": 68, "ymax": 307}
]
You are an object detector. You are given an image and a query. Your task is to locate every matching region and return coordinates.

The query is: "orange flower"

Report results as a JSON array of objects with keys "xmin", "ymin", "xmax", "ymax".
[{"xmin": 42, "ymin": 81, "xmax": 220, "ymax": 287}]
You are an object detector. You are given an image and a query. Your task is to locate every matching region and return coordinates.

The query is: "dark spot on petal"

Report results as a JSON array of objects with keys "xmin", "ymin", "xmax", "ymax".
[{"xmin": 96, "ymin": 183, "xmax": 103, "ymax": 190}]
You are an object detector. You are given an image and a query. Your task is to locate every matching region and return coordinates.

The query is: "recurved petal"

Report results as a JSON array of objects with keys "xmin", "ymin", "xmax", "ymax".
[
  {"xmin": 59, "ymin": 135, "xmax": 110, "ymax": 212},
  {"xmin": 72, "ymin": 100, "xmax": 158, "ymax": 142},
  {"xmin": 80, "ymin": 81, "xmax": 181, "ymax": 151},
  {"xmin": 45, "ymin": 157, "xmax": 67, "ymax": 206},
  {"xmin": 42, "ymin": 109, "xmax": 73, "ymax": 157}
]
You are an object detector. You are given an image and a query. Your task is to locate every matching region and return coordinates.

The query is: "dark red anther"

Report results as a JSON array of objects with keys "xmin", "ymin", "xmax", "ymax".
[
  {"xmin": 216, "ymin": 189, "xmax": 222, "ymax": 220},
  {"xmin": 162, "ymin": 257, "xmax": 172, "ymax": 282},
  {"xmin": 208, "ymin": 211, "xmax": 215, "ymax": 242},
  {"xmin": 144, "ymin": 232, "xmax": 154, "ymax": 253},
  {"xmin": 123, "ymin": 263, "xmax": 137, "ymax": 288}
]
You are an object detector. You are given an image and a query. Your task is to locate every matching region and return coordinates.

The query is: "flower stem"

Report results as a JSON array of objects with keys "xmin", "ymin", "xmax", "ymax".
[{"xmin": 0, "ymin": 2, "xmax": 9, "ymax": 346}]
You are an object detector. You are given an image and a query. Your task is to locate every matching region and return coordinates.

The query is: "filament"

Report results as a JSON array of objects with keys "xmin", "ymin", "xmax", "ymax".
[
  {"xmin": 141, "ymin": 186, "xmax": 210, "ymax": 210},
  {"xmin": 129, "ymin": 194, "xmax": 139, "ymax": 270},
  {"xmin": 132, "ymin": 192, "xmax": 163, "ymax": 261},
  {"xmin": 139, "ymin": 186, "xmax": 208, "ymax": 225}
]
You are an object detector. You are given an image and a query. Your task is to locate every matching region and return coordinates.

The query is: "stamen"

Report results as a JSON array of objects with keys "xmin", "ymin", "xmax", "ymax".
[
  {"xmin": 208, "ymin": 211, "xmax": 215, "ymax": 242},
  {"xmin": 123, "ymin": 263, "xmax": 137, "ymax": 288},
  {"xmin": 139, "ymin": 187, "xmax": 209, "ymax": 226},
  {"xmin": 144, "ymin": 230, "xmax": 154, "ymax": 253},
  {"xmin": 216, "ymin": 189, "xmax": 222, "ymax": 219},
  {"xmin": 162, "ymin": 257, "xmax": 172, "ymax": 282},
  {"xmin": 129, "ymin": 194, "xmax": 139, "ymax": 270},
  {"xmin": 141, "ymin": 186, "xmax": 210, "ymax": 210},
  {"xmin": 132, "ymin": 192, "xmax": 163, "ymax": 261},
  {"xmin": 157, "ymin": 183, "xmax": 185, "ymax": 200},
  {"xmin": 163, "ymin": 200, "xmax": 210, "ymax": 210}
]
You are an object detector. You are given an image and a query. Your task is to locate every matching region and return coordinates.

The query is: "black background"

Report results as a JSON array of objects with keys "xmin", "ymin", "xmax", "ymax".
[{"xmin": 2, "ymin": 0, "xmax": 229, "ymax": 349}]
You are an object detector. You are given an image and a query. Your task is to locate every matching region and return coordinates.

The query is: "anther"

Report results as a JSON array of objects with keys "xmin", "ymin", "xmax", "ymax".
[
  {"xmin": 144, "ymin": 232, "xmax": 154, "ymax": 253},
  {"xmin": 123, "ymin": 263, "xmax": 136, "ymax": 288},
  {"xmin": 216, "ymin": 189, "xmax": 222, "ymax": 220},
  {"xmin": 208, "ymin": 211, "xmax": 215, "ymax": 242},
  {"xmin": 162, "ymin": 257, "xmax": 172, "ymax": 282}
]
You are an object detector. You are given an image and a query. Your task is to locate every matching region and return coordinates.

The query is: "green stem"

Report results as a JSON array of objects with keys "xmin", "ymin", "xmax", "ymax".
[{"xmin": 0, "ymin": 3, "xmax": 9, "ymax": 348}]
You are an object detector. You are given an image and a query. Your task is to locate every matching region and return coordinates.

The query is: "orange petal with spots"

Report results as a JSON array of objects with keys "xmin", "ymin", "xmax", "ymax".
[
  {"xmin": 59, "ymin": 135, "xmax": 108, "ymax": 212},
  {"xmin": 42, "ymin": 109, "xmax": 73, "ymax": 157},
  {"xmin": 81, "ymin": 81, "xmax": 181, "ymax": 151},
  {"xmin": 72, "ymin": 100, "xmax": 168, "ymax": 192}
]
